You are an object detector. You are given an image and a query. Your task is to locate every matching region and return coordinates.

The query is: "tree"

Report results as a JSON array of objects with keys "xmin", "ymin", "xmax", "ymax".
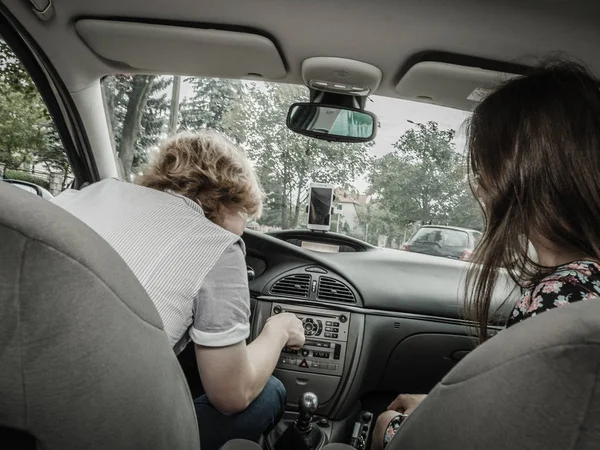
[
  {"xmin": 34, "ymin": 127, "xmax": 72, "ymax": 189},
  {"xmin": 0, "ymin": 40, "xmax": 37, "ymax": 97},
  {"xmin": 0, "ymin": 39, "xmax": 72, "ymax": 185},
  {"xmin": 225, "ymin": 82, "xmax": 372, "ymax": 229},
  {"xmin": 180, "ymin": 78, "xmax": 243, "ymax": 132},
  {"xmin": 137, "ymin": 76, "xmax": 172, "ymax": 170},
  {"xmin": 446, "ymin": 187, "xmax": 485, "ymax": 231},
  {"xmin": 0, "ymin": 79, "xmax": 48, "ymax": 170},
  {"xmin": 350, "ymin": 201, "xmax": 412, "ymax": 246},
  {"xmin": 103, "ymin": 75, "xmax": 172, "ymax": 178},
  {"xmin": 369, "ymin": 121, "xmax": 482, "ymax": 233}
]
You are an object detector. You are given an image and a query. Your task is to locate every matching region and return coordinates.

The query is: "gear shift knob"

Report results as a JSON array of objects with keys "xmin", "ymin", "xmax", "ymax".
[{"xmin": 296, "ymin": 392, "xmax": 319, "ymax": 431}]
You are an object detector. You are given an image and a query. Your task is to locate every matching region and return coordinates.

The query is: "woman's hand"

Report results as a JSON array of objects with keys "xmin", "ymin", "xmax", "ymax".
[{"xmin": 387, "ymin": 394, "xmax": 427, "ymax": 415}]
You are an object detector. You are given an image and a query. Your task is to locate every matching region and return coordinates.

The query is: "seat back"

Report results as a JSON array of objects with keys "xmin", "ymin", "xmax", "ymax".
[
  {"xmin": 0, "ymin": 183, "xmax": 200, "ymax": 449},
  {"xmin": 391, "ymin": 299, "xmax": 600, "ymax": 450}
]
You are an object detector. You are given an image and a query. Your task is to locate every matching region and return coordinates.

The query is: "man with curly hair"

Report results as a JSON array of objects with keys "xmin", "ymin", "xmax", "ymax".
[{"xmin": 52, "ymin": 130, "xmax": 305, "ymax": 450}]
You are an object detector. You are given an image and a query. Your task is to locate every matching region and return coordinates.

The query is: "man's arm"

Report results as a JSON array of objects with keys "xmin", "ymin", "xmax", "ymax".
[
  {"xmin": 190, "ymin": 242, "xmax": 304, "ymax": 415},
  {"xmin": 195, "ymin": 313, "xmax": 303, "ymax": 415}
]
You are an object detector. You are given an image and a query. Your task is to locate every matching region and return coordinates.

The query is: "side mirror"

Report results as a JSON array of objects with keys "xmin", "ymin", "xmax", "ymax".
[
  {"xmin": 2, "ymin": 179, "xmax": 54, "ymax": 199},
  {"xmin": 287, "ymin": 102, "xmax": 377, "ymax": 143}
]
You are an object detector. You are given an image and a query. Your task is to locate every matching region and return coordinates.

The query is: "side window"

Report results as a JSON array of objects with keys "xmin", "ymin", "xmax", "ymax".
[{"xmin": 0, "ymin": 38, "xmax": 73, "ymax": 197}]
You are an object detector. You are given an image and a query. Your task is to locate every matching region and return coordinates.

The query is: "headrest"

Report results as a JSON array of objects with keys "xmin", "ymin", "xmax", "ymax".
[
  {"xmin": 392, "ymin": 298, "xmax": 600, "ymax": 449},
  {"xmin": 0, "ymin": 182, "xmax": 199, "ymax": 449}
]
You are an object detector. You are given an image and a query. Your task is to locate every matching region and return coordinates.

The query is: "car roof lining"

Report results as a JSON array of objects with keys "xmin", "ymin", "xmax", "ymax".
[{"xmin": 2, "ymin": 0, "xmax": 600, "ymax": 107}]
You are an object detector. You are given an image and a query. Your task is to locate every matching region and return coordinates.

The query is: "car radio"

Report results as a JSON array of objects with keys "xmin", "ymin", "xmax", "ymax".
[{"xmin": 271, "ymin": 303, "xmax": 349, "ymax": 376}]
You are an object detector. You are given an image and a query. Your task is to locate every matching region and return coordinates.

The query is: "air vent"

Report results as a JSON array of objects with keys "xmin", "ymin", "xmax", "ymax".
[
  {"xmin": 317, "ymin": 277, "xmax": 355, "ymax": 303},
  {"xmin": 271, "ymin": 274, "xmax": 311, "ymax": 298}
]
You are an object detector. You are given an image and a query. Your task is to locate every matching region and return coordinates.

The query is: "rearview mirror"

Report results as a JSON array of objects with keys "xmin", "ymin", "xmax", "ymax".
[{"xmin": 287, "ymin": 102, "xmax": 377, "ymax": 143}]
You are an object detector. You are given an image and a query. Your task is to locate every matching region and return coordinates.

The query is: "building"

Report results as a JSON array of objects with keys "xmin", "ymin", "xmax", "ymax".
[{"xmin": 334, "ymin": 191, "xmax": 371, "ymax": 234}]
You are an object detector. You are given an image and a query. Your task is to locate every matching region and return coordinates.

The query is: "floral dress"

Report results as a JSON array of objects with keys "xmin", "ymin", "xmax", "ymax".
[
  {"xmin": 382, "ymin": 260, "xmax": 600, "ymax": 449},
  {"xmin": 506, "ymin": 260, "xmax": 600, "ymax": 327},
  {"xmin": 383, "ymin": 414, "xmax": 408, "ymax": 448}
]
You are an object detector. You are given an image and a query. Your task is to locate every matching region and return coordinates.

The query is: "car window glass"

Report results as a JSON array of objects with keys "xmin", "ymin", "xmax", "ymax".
[
  {"xmin": 12, "ymin": 183, "xmax": 37, "ymax": 195},
  {"xmin": 443, "ymin": 230, "xmax": 469, "ymax": 247},
  {"xmin": 0, "ymin": 38, "xmax": 72, "ymax": 195},
  {"xmin": 102, "ymin": 75, "xmax": 483, "ymax": 255},
  {"xmin": 411, "ymin": 228, "xmax": 469, "ymax": 248}
]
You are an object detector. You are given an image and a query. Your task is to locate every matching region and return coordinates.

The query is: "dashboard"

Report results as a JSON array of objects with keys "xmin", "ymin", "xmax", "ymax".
[{"xmin": 244, "ymin": 229, "xmax": 518, "ymax": 419}]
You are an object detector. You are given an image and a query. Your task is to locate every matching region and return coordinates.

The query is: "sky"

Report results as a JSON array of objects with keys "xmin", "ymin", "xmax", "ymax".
[{"xmin": 177, "ymin": 78, "xmax": 472, "ymax": 192}]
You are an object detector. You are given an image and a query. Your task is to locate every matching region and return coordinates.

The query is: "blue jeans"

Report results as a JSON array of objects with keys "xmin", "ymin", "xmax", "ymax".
[{"xmin": 194, "ymin": 376, "xmax": 286, "ymax": 450}]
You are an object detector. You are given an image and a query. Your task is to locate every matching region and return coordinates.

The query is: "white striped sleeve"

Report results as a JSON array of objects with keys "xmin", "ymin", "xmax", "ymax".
[{"xmin": 190, "ymin": 241, "xmax": 251, "ymax": 347}]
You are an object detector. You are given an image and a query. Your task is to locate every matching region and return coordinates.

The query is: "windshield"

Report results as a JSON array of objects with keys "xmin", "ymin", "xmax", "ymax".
[{"xmin": 102, "ymin": 75, "xmax": 483, "ymax": 251}]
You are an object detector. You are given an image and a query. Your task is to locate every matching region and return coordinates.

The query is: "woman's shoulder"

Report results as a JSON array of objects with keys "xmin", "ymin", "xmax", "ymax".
[
  {"xmin": 532, "ymin": 260, "xmax": 600, "ymax": 299},
  {"xmin": 508, "ymin": 260, "xmax": 600, "ymax": 328},
  {"xmin": 539, "ymin": 260, "xmax": 600, "ymax": 283}
]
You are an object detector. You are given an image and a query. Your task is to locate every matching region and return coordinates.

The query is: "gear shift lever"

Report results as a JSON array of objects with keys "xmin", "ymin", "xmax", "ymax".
[
  {"xmin": 296, "ymin": 392, "xmax": 319, "ymax": 431},
  {"xmin": 272, "ymin": 392, "xmax": 326, "ymax": 450}
]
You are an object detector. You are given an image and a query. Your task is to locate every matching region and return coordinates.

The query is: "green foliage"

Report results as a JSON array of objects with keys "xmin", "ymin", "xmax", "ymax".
[
  {"xmin": 0, "ymin": 78, "xmax": 70, "ymax": 177},
  {"xmin": 0, "ymin": 39, "xmax": 71, "ymax": 186},
  {"xmin": 368, "ymin": 121, "xmax": 483, "ymax": 236},
  {"xmin": 0, "ymin": 80, "xmax": 48, "ymax": 169},
  {"xmin": 101, "ymin": 74, "xmax": 482, "ymax": 238},
  {"xmin": 3, "ymin": 169, "xmax": 50, "ymax": 189},
  {"xmin": 0, "ymin": 40, "xmax": 37, "ymax": 97},
  {"xmin": 224, "ymin": 83, "xmax": 372, "ymax": 229},
  {"xmin": 102, "ymin": 74, "xmax": 171, "ymax": 177},
  {"xmin": 180, "ymin": 78, "xmax": 243, "ymax": 132}
]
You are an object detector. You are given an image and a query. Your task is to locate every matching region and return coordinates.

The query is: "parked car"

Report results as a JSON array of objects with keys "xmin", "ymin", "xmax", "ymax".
[
  {"xmin": 2, "ymin": 179, "xmax": 54, "ymax": 199},
  {"xmin": 401, "ymin": 225, "xmax": 482, "ymax": 260}
]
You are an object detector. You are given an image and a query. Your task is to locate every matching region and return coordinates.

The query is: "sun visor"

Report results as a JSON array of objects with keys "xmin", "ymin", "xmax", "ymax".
[
  {"xmin": 395, "ymin": 61, "xmax": 518, "ymax": 111},
  {"xmin": 75, "ymin": 20, "xmax": 287, "ymax": 79}
]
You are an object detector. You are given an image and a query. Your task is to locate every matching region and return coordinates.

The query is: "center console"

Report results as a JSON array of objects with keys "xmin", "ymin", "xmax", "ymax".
[
  {"xmin": 273, "ymin": 303, "xmax": 350, "ymax": 377},
  {"xmin": 250, "ymin": 297, "xmax": 366, "ymax": 449},
  {"xmin": 251, "ymin": 300, "xmax": 363, "ymax": 417}
]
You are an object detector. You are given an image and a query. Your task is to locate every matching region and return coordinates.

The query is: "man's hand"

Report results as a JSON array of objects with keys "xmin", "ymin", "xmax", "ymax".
[
  {"xmin": 265, "ymin": 313, "xmax": 305, "ymax": 349},
  {"xmin": 387, "ymin": 394, "xmax": 427, "ymax": 415},
  {"xmin": 195, "ymin": 313, "xmax": 304, "ymax": 416}
]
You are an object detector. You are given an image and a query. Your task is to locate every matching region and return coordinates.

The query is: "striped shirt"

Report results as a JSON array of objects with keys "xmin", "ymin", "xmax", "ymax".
[{"xmin": 52, "ymin": 178, "xmax": 251, "ymax": 354}]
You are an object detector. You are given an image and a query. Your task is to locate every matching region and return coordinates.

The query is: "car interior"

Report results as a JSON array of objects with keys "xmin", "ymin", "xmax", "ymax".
[{"xmin": 2, "ymin": 0, "xmax": 600, "ymax": 449}]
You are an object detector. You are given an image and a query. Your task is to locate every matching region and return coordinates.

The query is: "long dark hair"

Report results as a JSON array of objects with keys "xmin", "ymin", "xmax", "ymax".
[{"xmin": 465, "ymin": 60, "xmax": 600, "ymax": 341}]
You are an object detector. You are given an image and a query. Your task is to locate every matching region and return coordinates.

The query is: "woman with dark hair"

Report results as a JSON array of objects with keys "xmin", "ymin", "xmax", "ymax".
[{"xmin": 372, "ymin": 60, "xmax": 600, "ymax": 450}]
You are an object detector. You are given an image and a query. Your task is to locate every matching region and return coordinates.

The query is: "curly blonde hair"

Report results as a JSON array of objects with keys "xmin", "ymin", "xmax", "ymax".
[{"xmin": 137, "ymin": 130, "xmax": 263, "ymax": 225}]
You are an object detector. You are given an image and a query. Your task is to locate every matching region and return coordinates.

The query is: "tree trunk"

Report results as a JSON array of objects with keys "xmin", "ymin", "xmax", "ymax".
[
  {"xmin": 280, "ymin": 149, "xmax": 290, "ymax": 229},
  {"xmin": 169, "ymin": 76, "xmax": 182, "ymax": 134},
  {"xmin": 280, "ymin": 186, "xmax": 288, "ymax": 229},
  {"xmin": 288, "ymin": 189, "xmax": 294, "ymax": 228},
  {"xmin": 291, "ymin": 143, "xmax": 310, "ymax": 228},
  {"xmin": 119, "ymin": 75, "xmax": 156, "ymax": 178}
]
